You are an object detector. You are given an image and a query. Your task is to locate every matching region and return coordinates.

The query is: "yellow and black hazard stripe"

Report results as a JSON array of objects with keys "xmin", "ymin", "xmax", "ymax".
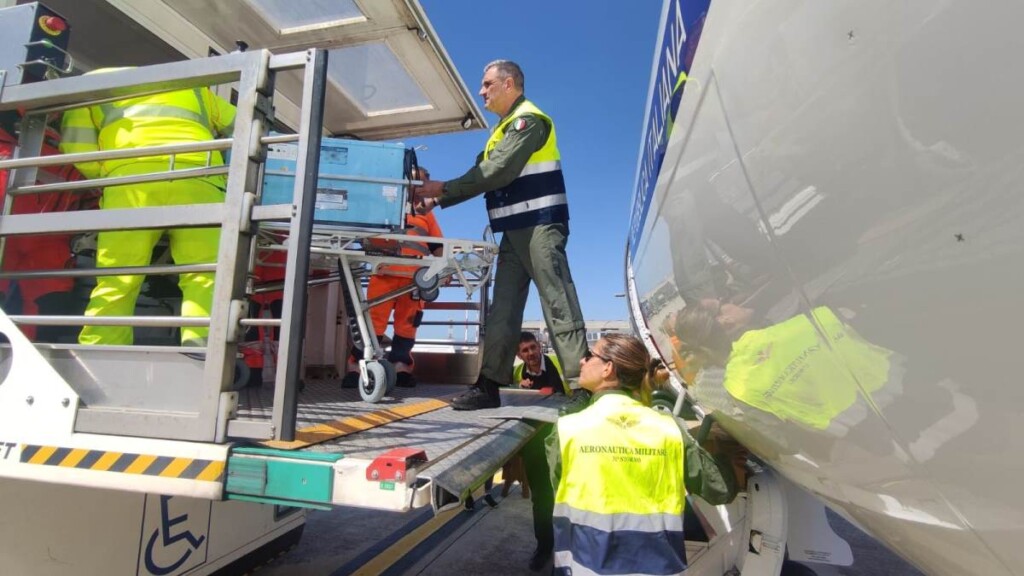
[
  {"xmin": 259, "ymin": 397, "xmax": 450, "ymax": 451},
  {"xmin": 19, "ymin": 445, "xmax": 224, "ymax": 481}
]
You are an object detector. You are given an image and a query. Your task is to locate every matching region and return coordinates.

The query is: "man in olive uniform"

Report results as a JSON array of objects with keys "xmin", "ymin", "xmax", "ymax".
[{"xmin": 415, "ymin": 60, "xmax": 590, "ymax": 413}]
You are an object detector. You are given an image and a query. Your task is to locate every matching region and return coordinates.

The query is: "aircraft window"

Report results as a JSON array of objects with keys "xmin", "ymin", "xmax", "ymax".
[
  {"xmin": 328, "ymin": 42, "xmax": 433, "ymax": 116},
  {"xmin": 247, "ymin": 0, "xmax": 365, "ymax": 34}
]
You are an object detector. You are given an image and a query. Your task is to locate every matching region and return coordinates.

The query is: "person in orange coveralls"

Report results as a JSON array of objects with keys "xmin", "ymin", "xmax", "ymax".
[{"xmin": 343, "ymin": 166, "xmax": 443, "ymax": 389}]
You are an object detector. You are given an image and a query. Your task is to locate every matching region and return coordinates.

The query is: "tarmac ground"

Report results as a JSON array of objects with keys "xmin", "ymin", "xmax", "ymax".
[{"xmin": 255, "ymin": 479, "xmax": 925, "ymax": 576}]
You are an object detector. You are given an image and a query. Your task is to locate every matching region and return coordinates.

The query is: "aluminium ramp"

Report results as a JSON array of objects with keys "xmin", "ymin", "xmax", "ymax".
[{"xmin": 229, "ymin": 382, "xmax": 565, "ymax": 512}]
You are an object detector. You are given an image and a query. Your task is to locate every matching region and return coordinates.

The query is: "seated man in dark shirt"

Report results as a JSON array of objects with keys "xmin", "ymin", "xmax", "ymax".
[{"xmin": 513, "ymin": 331, "xmax": 568, "ymax": 394}]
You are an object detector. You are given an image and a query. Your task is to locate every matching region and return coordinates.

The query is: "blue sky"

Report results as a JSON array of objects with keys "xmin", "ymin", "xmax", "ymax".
[{"xmin": 406, "ymin": 0, "xmax": 664, "ymax": 327}]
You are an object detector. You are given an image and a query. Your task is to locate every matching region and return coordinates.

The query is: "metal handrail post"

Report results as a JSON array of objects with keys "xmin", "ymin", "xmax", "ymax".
[
  {"xmin": 205, "ymin": 49, "xmax": 274, "ymax": 442},
  {"xmin": 272, "ymin": 49, "xmax": 328, "ymax": 442}
]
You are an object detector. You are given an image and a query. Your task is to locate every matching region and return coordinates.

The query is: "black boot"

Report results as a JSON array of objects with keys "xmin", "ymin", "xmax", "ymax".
[
  {"xmin": 528, "ymin": 546, "xmax": 552, "ymax": 572},
  {"xmin": 389, "ymin": 335, "xmax": 415, "ymax": 365},
  {"xmin": 451, "ymin": 376, "xmax": 502, "ymax": 410},
  {"xmin": 395, "ymin": 372, "xmax": 417, "ymax": 388},
  {"xmin": 341, "ymin": 371, "xmax": 359, "ymax": 389},
  {"xmin": 558, "ymin": 388, "xmax": 592, "ymax": 416},
  {"xmin": 390, "ymin": 337, "xmax": 417, "ymax": 388}
]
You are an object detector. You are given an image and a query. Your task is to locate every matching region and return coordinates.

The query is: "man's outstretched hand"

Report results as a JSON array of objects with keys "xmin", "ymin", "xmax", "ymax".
[{"xmin": 414, "ymin": 180, "xmax": 445, "ymax": 201}]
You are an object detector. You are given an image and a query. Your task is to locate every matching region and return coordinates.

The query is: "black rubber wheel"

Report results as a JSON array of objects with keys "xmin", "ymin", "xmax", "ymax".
[
  {"xmin": 359, "ymin": 361, "xmax": 387, "ymax": 403},
  {"xmin": 413, "ymin": 267, "xmax": 439, "ymax": 291},
  {"xmin": 651, "ymin": 398, "xmax": 675, "ymax": 415},
  {"xmin": 419, "ymin": 287, "xmax": 440, "ymax": 302}
]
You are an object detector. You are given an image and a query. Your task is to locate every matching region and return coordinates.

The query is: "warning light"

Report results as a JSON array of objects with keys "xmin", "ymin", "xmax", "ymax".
[{"xmin": 38, "ymin": 15, "xmax": 67, "ymax": 36}]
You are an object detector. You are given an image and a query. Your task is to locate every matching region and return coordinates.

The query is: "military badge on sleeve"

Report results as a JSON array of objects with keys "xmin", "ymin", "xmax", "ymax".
[{"xmin": 509, "ymin": 118, "xmax": 527, "ymax": 132}]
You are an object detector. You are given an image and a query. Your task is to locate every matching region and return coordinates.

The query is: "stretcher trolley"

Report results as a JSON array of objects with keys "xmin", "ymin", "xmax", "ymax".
[{"xmin": 255, "ymin": 136, "xmax": 499, "ymax": 403}]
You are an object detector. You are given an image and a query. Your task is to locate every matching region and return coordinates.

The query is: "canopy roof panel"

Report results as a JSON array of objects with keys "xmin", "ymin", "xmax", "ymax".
[{"xmin": 40, "ymin": 0, "xmax": 486, "ymax": 140}]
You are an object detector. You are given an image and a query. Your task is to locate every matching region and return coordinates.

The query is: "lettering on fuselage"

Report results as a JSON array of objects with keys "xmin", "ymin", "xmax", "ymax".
[{"xmin": 629, "ymin": 0, "xmax": 712, "ymax": 255}]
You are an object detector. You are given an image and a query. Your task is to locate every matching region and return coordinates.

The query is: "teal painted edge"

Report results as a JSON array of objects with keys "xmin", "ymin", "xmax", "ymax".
[
  {"xmin": 232, "ymin": 446, "xmax": 345, "ymax": 462},
  {"xmin": 226, "ymin": 493, "xmax": 331, "ymax": 511},
  {"xmin": 265, "ymin": 458, "xmax": 333, "ymax": 503},
  {"xmin": 226, "ymin": 455, "xmax": 335, "ymax": 505},
  {"xmin": 225, "ymin": 457, "xmax": 267, "ymax": 495}
]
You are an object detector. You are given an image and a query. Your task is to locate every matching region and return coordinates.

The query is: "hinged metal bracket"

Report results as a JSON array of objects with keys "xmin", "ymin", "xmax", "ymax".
[
  {"xmin": 226, "ymin": 298, "xmax": 248, "ymax": 343},
  {"xmin": 255, "ymin": 92, "xmax": 275, "ymax": 123}
]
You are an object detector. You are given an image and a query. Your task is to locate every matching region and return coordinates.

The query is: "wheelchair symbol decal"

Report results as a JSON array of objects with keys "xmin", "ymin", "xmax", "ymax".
[{"xmin": 141, "ymin": 495, "xmax": 209, "ymax": 575}]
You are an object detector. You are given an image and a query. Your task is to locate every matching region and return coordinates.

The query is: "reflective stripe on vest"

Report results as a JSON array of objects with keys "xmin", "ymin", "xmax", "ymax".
[
  {"xmin": 195, "ymin": 88, "xmax": 210, "ymax": 128},
  {"xmin": 100, "ymin": 89, "xmax": 210, "ymax": 130},
  {"xmin": 483, "ymin": 99, "xmax": 568, "ymax": 232},
  {"xmin": 553, "ymin": 393, "xmax": 686, "ymax": 576},
  {"xmin": 60, "ymin": 125, "xmax": 99, "ymax": 145},
  {"xmin": 88, "ymin": 86, "xmax": 226, "ymax": 184},
  {"xmin": 396, "ymin": 222, "xmax": 433, "ymax": 257},
  {"xmin": 553, "ymin": 504, "xmax": 684, "ymax": 532},
  {"xmin": 518, "ymin": 159, "xmax": 560, "ymax": 177},
  {"xmin": 398, "ymin": 241, "xmax": 432, "ymax": 256},
  {"xmin": 486, "ymin": 192, "xmax": 567, "ymax": 220}
]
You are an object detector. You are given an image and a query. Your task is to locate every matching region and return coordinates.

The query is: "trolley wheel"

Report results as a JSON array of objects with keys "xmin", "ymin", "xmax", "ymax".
[
  {"xmin": 419, "ymin": 287, "xmax": 440, "ymax": 302},
  {"xmin": 651, "ymin": 397, "xmax": 675, "ymax": 415},
  {"xmin": 413, "ymin": 267, "xmax": 439, "ymax": 292},
  {"xmin": 359, "ymin": 361, "xmax": 388, "ymax": 403},
  {"xmin": 381, "ymin": 358, "xmax": 398, "ymax": 393}
]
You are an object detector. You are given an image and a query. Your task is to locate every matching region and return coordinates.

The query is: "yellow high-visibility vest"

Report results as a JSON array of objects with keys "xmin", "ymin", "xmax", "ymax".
[
  {"xmin": 60, "ymin": 72, "xmax": 235, "ymax": 188},
  {"xmin": 482, "ymin": 99, "xmax": 567, "ymax": 232},
  {"xmin": 553, "ymin": 393, "xmax": 687, "ymax": 575},
  {"xmin": 512, "ymin": 353, "xmax": 569, "ymax": 394}
]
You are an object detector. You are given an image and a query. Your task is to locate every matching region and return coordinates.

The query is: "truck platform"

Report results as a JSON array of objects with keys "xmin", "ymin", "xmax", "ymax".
[{"xmin": 229, "ymin": 382, "xmax": 566, "ymax": 512}]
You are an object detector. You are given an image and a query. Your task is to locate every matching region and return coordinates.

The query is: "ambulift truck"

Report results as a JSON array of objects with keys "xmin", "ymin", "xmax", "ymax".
[
  {"xmin": 0, "ymin": 2, "xmax": 857, "ymax": 575},
  {"xmin": 0, "ymin": 2, "xmax": 571, "ymax": 574}
]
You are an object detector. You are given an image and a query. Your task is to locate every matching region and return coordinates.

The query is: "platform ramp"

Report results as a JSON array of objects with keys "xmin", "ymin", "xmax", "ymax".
[{"xmin": 228, "ymin": 382, "xmax": 565, "ymax": 512}]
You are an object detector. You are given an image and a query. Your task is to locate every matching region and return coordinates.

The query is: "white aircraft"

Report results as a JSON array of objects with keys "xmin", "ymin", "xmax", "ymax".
[{"xmin": 627, "ymin": 1, "xmax": 1024, "ymax": 575}]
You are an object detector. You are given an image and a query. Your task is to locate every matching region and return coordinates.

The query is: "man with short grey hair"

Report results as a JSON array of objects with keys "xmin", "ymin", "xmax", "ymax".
[
  {"xmin": 415, "ymin": 60, "xmax": 590, "ymax": 414},
  {"xmin": 486, "ymin": 59, "xmax": 524, "ymax": 90}
]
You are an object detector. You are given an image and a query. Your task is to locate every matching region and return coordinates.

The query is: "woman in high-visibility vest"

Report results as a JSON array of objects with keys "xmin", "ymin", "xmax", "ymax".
[{"xmin": 545, "ymin": 333, "xmax": 688, "ymax": 575}]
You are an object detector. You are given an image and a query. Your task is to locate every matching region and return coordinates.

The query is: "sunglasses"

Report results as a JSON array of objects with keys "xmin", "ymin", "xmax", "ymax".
[{"xmin": 583, "ymin": 348, "xmax": 611, "ymax": 363}]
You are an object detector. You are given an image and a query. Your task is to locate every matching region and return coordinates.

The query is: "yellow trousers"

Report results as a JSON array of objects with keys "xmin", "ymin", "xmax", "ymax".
[{"xmin": 80, "ymin": 179, "xmax": 223, "ymax": 345}]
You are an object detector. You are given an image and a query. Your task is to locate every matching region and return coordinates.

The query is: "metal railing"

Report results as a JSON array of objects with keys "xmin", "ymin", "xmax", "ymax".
[{"xmin": 0, "ymin": 48, "xmax": 327, "ymax": 443}]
